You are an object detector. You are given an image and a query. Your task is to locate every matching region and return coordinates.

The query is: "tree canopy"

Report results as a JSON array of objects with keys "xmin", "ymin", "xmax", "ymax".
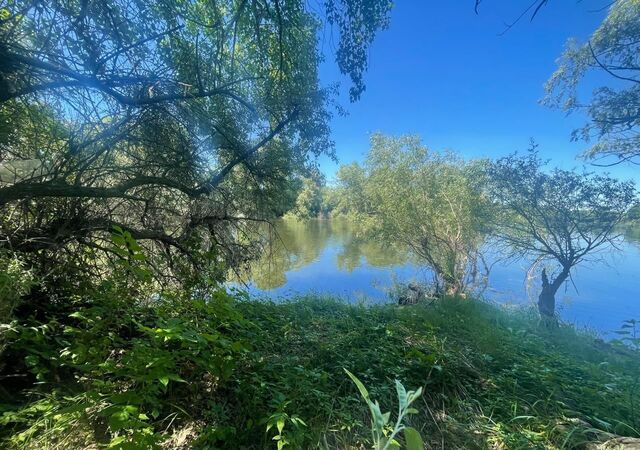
[
  {"xmin": 543, "ymin": 0, "xmax": 640, "ymax": 165},
  {"xmin": 335, "ymin": 134, "xmax": 490, "ymax": 295},
  {"xmin": 487, "ymin": 149, "xmax": 637, "ymax": 317},
  {"xmin": 0, "ymin": 0, "xmax": 392, "ymax": 288}
]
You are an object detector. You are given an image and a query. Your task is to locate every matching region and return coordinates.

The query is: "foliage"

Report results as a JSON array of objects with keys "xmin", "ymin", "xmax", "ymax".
[
  {"xmin": 333, "ymin": 162, "xmax": 372, "ymax": 219},
  {"xmin": 1, "ymin": 279, "xmax": 246, "ymax": 449},
  {"xmin": 487, "ymin": 148, "xmax": 637, "ymax": 317},
  {"xmin": 2, "ymin": 289, "xmax": 640, "ymax": 449},
  {"xmin": 613, "ymin": 319, "xmax": 640, "ymax": 351},
  {"xmin": 0, "ymin": 251, "xmax": 33, "ymax": 320},
  {"xmin": 335, "ymin": 134, "xmax": 490, "ymax": 295},
  {"xmin": 320, "ymin": 185, "xmax": 340, "ymax": 217},
  {"xmin": 344, "ymin": 369, "xmax": 424, "ymax": 450},
  {"xmin": 289, "ymin": 177, "xmax": 324, "ymax": 219},
  {"xmin": 0, "ymin": 0, "xmax": 392, "ymax": 292},
  {"xmin": 543, "ymin": 0, "xmax": 640, "ymax": 164},
  {"xmin": 264, "ymin": 398, "xmax": 307, "ymax": 449}
]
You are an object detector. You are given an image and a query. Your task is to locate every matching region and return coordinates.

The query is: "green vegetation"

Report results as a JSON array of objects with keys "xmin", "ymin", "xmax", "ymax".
[
  {"xmin": 2, "ymin": 1, "xmax": 640, "ymax": 449},
  {"xmin": 487, "ymin": 149, "xmax": 637, "ymax": 319},
  {"xmin": 0, "ymin": 0, "xmax": 391, "ymax": 290},
  {"xmin": 544, "ymin": 0, "xmax": 640, "ymax": 164},
  {"xmin": 331, "ymin": 134, "xmax": 491, "ymax": 295},
  {"xmin": 2, "ymin": 285, "xmax": 639, "ymax": 449},
  {"xmin": 328, "ymin": 135, "xmax": 638, "ymax": 311}
]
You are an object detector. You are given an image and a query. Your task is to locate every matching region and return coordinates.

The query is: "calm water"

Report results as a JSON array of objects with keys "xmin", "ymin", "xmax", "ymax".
[{"xmin": 237, "ymin": 219, "xmax": 640, "ymax": 338}]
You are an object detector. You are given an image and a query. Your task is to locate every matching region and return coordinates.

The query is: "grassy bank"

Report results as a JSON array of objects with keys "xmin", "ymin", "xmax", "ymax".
[{"xmin": 2, "ymin": 294, "xmax": 639, "ymax": 449}]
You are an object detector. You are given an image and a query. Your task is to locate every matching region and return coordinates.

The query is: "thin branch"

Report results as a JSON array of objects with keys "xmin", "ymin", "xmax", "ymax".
[{"xmin": 589, "ymin": 41, "xmax": 640, "ymax": 85}]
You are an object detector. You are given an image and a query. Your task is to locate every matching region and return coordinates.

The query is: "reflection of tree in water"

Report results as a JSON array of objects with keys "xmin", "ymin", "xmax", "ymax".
[
  {"xmin": 237, "ymin": 219, "xmax": 414, "ymax": 290},
  {"xmin": 335, "ymin": 234, "xmax": 411, "ymax": 272},
  {"xmin": 239, "ymin": 219, "xmax": 334, "ymax": 290},
  {"xmin": 624, "ymin": 225, "xmax": 640, "ymax": 249}
]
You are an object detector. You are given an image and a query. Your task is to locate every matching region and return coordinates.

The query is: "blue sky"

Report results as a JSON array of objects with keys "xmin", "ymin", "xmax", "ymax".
[{"xmin": 317, "ymin": 1, "xmax": 637, "ymax": 183}]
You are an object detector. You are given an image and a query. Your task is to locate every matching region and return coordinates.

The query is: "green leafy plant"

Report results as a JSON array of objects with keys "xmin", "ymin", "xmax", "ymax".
[
  {"xmin": 264, "ymin": 399, "xmax": 307, "ymax": 449},
  {"xmin": 0, "ymin": 275, "xmax": 246, "ymax": 450},
  {"xmin": 110, "ymin": 225, "xmax": 152, "ymax": 283},
  {"xmin": 344, "ymin": 368, "xmax": 424, "ymax": 450}
]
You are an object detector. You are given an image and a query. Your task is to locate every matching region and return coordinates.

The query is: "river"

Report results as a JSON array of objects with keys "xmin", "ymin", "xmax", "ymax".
[{"xmin": 235, "ymin": 218, "xmax": 640, "ymax": 338}]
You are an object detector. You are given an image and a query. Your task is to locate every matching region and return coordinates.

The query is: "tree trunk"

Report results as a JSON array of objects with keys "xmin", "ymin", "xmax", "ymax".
[
  {"xmin": 537, "ymin": 266, "xmax": 570, "ymax": 319},
  {"xmin": 440, "ymin": 274, "xmax": 463, "ymax": 297}
]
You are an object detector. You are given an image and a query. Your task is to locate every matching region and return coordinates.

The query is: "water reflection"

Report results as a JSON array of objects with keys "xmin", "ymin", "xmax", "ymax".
[
  {"xmin": 238, "ymin": 219, "xmax": 411, "ymax": 290},
  {"xmin": 244, "ymin": 220, "xmax": 333, "ymax": 290},
  {"xmin": 236, "ymin": 219, "xmax": 640, "ymax": 336}
]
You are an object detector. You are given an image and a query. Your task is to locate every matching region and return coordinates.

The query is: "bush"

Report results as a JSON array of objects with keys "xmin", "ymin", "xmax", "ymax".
[{"xmin": 0, "ymin": 281, "xmax": 246, "ymax": 449}]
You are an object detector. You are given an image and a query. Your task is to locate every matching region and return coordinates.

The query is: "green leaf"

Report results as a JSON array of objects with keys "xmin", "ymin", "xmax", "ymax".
[
  {"xmin": 404, "ymin": 427, "xmax": 424, "ymax": 450},
  {"xmin": 344, "ymin": 368, "xmax": 369, "ymax": 400},
  {"xmin": 408, "ymin": 387, "xmax": 423, "ymax": 405},
  {"xmin": 69, "ymin": 311, "xmax": 87, "ymax": 320},
  {"xmin": 395, "ymin": 379, "xmax": 408, "ymax": 409},
  {"xmin": 370, "ymin": 400, "xmax": 387, "ymax": 430},
  {"xmin": 277, "ymin": 417, "xmax": 285, "ymax": 434}
]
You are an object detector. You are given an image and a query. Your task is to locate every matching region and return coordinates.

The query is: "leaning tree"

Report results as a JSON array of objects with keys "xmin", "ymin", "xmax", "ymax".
[
  {"xmin": 488, "ymin": 150, "xmax": 637, "ymax": 319},
  {"xmin": 0, "ymin": 0, "xmax": 392, "ymax": 295}
]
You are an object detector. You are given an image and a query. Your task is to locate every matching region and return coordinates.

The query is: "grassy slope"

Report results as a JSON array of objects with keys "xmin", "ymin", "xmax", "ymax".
[
  {"xmin": 225, "ymin": 297, "xmax": 640, "ymax": 449},
  {"xmin": 2, "ymin": 295, "xmax": 639, "ymax": 449}
]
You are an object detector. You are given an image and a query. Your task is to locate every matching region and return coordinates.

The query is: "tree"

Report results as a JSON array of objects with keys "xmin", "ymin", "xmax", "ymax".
[
  {"xmin": 320, "ymin": 185, "xmax": 339, "ymax": 217},
  {"xmin": 290, "ymin": 176, "xmax": 323, "ymax": 219},
  {"xmin": 0, "ymin": 0, "xmax": 392, "ymax": 292},
  {"xmin": 487, "ymin": 150, "xmax": 637, "ymax": 319},
  {"xmin": 543, "ymin": 0, "xmax": 640, "ymax": 165},
  {"xmin": 333, "ymin": 162, "xmax": 372, "ymax": 219},
  {"xmin": 338, "ymin": 134, "xmax": 490, "ymax": 295}
]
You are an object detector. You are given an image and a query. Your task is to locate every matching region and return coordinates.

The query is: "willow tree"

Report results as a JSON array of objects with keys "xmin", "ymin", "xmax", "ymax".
[
  {"xmin": 339, "ymin": 134, "xmax": 490, "ymax": 295},
  {"xmin": 0, "ymin": 0, "xmax": 392, "ymax": 293},
  {"xmin": 543, "ymin": 0, "xmax": 640, "ymax": 165},
  {"xmin": 488, "ymin": 150, "xmax": 637, "ymax": 319}
]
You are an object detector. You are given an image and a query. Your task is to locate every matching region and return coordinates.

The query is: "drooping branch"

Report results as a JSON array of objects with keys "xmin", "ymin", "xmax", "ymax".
[
  {"xmin": 195, "ymin": 108, "xmax": 299, "ymax": 195},
  {"xmin": 588, "ymin": 41, "xmax": 640, "ymax": 85},
  {"xmin": 1, "ymin": 51, "xmax": 257, "ymax": 113},
  {"xmin": 0, "ymin": 110, "xmax": 298, "ymax": 205}
]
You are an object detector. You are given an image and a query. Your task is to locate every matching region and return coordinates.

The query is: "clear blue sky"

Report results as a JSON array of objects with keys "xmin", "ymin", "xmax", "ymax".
[{"xmin": 317, "ymin": 1, "xmax": 637, "ymax": 183}]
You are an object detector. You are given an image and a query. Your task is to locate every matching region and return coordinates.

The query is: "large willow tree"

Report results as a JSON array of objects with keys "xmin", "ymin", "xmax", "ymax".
[
  {"xmin": 336, "ymin": 134, "xmax": 490, "ymax": 295},
  {"xmin": 0, "ymin": 0, "xmax": 391, "ymax": 291}
]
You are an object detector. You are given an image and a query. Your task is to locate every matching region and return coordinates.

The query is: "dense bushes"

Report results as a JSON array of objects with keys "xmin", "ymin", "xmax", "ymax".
[
  {"xmin": 2, "ymin": 288, "xmax": 639, "ymax": 449},
  {"xmin": 0, "ymin": 276, "xmax": 247, "ymax": 449}
]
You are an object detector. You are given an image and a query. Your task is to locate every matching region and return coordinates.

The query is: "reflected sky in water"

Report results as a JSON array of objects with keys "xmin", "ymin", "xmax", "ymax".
[{"xmin": 236, "ymin": 219, "xmax": 640, "ymax": 338}]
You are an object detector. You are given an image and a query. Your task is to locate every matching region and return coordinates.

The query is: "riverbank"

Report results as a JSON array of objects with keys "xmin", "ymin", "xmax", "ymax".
[
  {"xmin": 235, "ymin": 218, "xmax": 640, "ymax": 336},
  {"xmin": 2, "ymin": 295, "xmax": 639, "ymax": 449}
]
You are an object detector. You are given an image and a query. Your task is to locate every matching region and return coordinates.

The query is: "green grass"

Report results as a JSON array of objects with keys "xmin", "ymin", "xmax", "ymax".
[
  {"xmin": 2, "ymin": 294, "xmax": 639, "ymax": 449},
  {"xmin": 225, "ymin": 297, "xmax": 639, "ymax": 449}
]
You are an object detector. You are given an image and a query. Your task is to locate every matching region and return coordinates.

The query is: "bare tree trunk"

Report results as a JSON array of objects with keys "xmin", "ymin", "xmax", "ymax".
[
  {"xmin": 537, "ymin": 266, "xmax": 570, "ymax": 319},
  {"xmin": 538, "ymin": 268, "xmax": 555, "ymax": 318}
]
